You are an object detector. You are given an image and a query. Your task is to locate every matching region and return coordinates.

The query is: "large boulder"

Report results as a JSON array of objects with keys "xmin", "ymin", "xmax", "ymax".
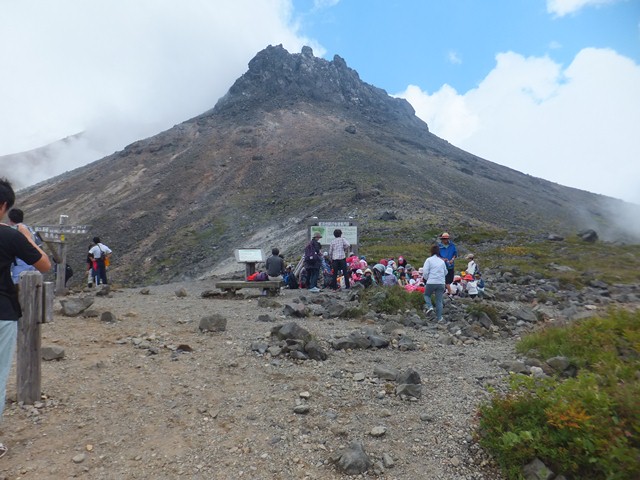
[
  {"xmin": 330, "ymin": 442, "xmax": 372, "ymax": 475},
  {"xmin": 577, "ymin": 229, "xmax": 598, "ymax": 243},
  {"xmin": 271, "ymin": 322, "xmax": 312, "ymax": 343},
  {"xmin": 60, "ymin": 297, "xmax": 94, "ymax": 317},
  {"xmin": 199, "ymin": 314, "xmax": 227, "ymax": 332}
]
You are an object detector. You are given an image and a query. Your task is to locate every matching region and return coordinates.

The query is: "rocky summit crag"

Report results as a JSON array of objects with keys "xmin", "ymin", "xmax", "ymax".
[{"xmin": 15, "ymin": 44, "xmax": 638, "ymax": 286}]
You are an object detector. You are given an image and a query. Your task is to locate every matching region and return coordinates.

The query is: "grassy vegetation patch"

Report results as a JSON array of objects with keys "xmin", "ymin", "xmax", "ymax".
[
  {"xmin": 478, "ymin": 310, "xmax": 640, "ymax": 480},
  {"xmin": 359, "ymin": 285, "xmax": 424, "ymax": 314},
  {"xmin": 481, "ymin": 238, "xmax": 640, "ymax": 287}
]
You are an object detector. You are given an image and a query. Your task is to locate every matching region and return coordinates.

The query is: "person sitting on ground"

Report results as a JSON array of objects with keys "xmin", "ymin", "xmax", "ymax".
[
  {"xmin": 474, "ymin": 272, "xmax": 485, "ymax": 297},
  {"xmin": 397, "ymin": 266, "xmax": 408, "ymax": 286},
  {"xmin": 371, "ymin": 263, "xmax": 385, "ymax": 286},
  {"xmin": 359, "ymin": 269, "xmax": 374, "ymax": 288},
  {"xmin": 397, "ymin": 256, "xmax": 407, "ymax": 268},
  {"xmin": 266, "ymin": 247, "xmax": 286, "ymax": 281},
  {"xmin": 283, "ymin": 265, "xmax": 299, "ymax": 289},
  {"xmin": 450, "ymin": 275, "xmax": 463, "ymax": 296},
  {"xmin": 358, "ymin": 256, "xmax": 368, "ymax": 271},
  {"xmin": 464, "ymin": 274, "xmax": 479, "ymax": 298},
  {"xmin": 298, "ymin": 267, "xmax": 308, "ymax": 289},
  {"xmin": 382, "ymin": 267, "xmax": 398, "ymax": 287},
  {"xmin": 351, "ymin": 269, "xmax": 363, "ymax": 283},
  {"xmin": 321, "ymin": 252, "xmax": 332, "ymax": 288},
  {"xmin": 466, "ymin": 254, "xmax": 479, "ymax": 276}
]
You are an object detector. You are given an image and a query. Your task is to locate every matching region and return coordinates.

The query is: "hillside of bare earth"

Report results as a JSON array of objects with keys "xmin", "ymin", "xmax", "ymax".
[
  {"xmin": 14, "ymin": 45, "xmax": 640, "ymax": 287},
  {"xmin": 0, "ymin": 281, "xmax": 517, "ymax": 480}
]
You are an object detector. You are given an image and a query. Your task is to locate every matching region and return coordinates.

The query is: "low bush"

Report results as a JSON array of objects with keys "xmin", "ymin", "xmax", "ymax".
[
  {"xmin": 478, "ymin": 310, "xmax": 640, "ymax": 480},
  {"xmin": 359, "ymin": 285, "xmax": 424, "ymax": 314},
  {"xmin": 466, "ymin": 303, "xmax": 500, "ymax": 321}
]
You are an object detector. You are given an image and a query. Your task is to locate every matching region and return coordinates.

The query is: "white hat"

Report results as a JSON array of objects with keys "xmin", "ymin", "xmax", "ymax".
[
  {"xmin": 385, "ymin": 267, "xmax": 393, "ymax": 275},
  {"xmin": 356, "ymin": 269, "xmax": 363, "ymax": 274}
]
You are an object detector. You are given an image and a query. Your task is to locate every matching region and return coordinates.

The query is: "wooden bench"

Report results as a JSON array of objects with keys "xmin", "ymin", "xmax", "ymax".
[{"xmin": 215, "ymin": 280, "xmax": 282, "ymax": 296}]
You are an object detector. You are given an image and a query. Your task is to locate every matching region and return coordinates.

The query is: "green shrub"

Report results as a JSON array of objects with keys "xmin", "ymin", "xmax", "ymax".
[
  {"xmin": 359, "ymin": 285, "xmax": 424, "ymax": 314},
  {"xmin": 478, "ymin": 310, "xmax": 640, "ymax": 480},
  {"xmin": 466, "ymin": 303, "xmax": 500, "ymax": 321}
]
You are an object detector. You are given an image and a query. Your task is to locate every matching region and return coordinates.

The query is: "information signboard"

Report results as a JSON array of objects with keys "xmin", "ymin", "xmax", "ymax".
[
  {"xmin": 309, "ymin": 221, "xmax": 358, "ymax": 248},
  {"xmin": 234, "ymin": 248, "xmax": 265, "ymax": 263}
]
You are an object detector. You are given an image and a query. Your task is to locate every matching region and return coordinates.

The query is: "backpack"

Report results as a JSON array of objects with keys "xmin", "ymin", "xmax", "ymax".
[
  {"xmin": 255, "ymin": 272, "xmax": 269, "ymax": 281},
  {"xmin": 304, "ymin": 242, "xmax": 320, "ymax": 264}
]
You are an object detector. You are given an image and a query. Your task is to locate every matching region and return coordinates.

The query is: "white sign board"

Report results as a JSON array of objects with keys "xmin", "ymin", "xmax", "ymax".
[
  {"xmin": 234, "ymin": 248, "xmax": 265, "ymax": 263},
  {"xmin": 310, "ymin": 225, "xmax": 358, "ymax": 247}
]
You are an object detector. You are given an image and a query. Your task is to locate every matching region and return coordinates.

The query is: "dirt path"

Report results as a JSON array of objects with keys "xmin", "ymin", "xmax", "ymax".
[{"xmin": 1, "ymin": 281, "xmax": 512, "ymax": 479}]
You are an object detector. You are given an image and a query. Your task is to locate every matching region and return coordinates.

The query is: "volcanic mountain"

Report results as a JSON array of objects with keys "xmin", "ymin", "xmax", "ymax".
[{"xmin": 15, "ymin": 45, "xmax": 637, "ymax": 285}]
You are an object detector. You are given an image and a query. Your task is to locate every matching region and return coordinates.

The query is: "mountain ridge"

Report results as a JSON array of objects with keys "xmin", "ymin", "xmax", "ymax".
[{"xmin": 13, "ymin": 44, "xmax": 639, "ymax": 285}]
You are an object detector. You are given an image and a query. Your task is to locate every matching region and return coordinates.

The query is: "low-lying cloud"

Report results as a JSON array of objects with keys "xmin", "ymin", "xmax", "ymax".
[
  {"xmin": 0, "ymin": 0, "xmax": 316, "ymax": 187},
  {"xmin": 398, "ymin": 48, "xmax": 640, "ymax": 205}
]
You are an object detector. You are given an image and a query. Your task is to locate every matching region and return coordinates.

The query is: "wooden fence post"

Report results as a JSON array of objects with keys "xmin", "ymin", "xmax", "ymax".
[{"xmin": 17, "ymin": 271, "xmax": 46, "ymax": 404}]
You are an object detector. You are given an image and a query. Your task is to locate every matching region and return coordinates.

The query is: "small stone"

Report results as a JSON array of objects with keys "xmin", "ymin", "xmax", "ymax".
[
  {"xmin": 293, "ymin": 405, "xmax": 310, "ymax": 414},
  {"xmin": 100, "ymin": 311, "xmax": 117, "ymax": 323},
  {"xmin": 353, "ymin": 372, "xmax": 366, "ymax": 382},
  {"xmin": 299, "ymin": 391, "xmax": 311, "ymax": 399},
  {"xmin": 175, "ymin": 287, "xmax": 188, "ymax": 297},
  {"xmin": 41, "ymin": 346, "xmax": 65, "ymax": 361},
  {"xmin": 451, "ymin": 456, "xmax": 461, "ymax": 467},
  {"xmin": 72, "ymin": 453, "xmax": 86, "ymax": 464},
  {"xmin": 370, "ymin": 426, "xmax": 386, "ymax": 437},
  {"xmin": 382, "ymin": 452, "xmax": 395, "ymax": 468}
]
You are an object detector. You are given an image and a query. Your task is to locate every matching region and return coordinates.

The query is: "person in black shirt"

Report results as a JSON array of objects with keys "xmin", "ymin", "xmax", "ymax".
[{"xmin": 0, "ymin": 178, "xmax": 51, "ymax": 458}]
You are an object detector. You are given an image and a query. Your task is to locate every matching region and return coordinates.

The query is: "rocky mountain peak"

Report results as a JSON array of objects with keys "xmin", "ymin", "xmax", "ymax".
[{"xmin": 213, "ymin": 44, "xmax": 426, "ymax": 130}]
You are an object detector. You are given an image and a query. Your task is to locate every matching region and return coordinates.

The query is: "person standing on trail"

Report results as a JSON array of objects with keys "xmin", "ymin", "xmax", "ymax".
[
  {"xmin": 437, "ymin": 232, "xmax": 457, "ymax": 296},
  {"xmin": 422, "ymin": 244, "xmax": 447, "ymax": 322},
  {"xmin": 329, "ymin": 229, "xmax": 351, "ymax": 290},
  {"xmin": 0, "ymin": 178, "xmax": 51, "ymax": 459},
  {"xmin": 303, "ymin": 233, "xmax": 323, "ymax": 292},
  {"xmin": 89, "ymin": 237, "xmax": 112, "ymax": 285}
]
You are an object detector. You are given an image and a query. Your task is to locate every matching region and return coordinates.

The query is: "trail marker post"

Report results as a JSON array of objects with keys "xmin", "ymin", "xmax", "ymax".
[
  {"xmin": 33, "ymin": 215, "xmax": 90, "ymax": 295},
  {"xmin": 16, "ymin": 271, "xmax": 54, "ymax": 404}
]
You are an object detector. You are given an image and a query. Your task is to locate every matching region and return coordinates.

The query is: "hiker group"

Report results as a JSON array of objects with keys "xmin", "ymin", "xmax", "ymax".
[{"xmin": 262, "ymin": 230, "xmax": 485, "ymax": 322}]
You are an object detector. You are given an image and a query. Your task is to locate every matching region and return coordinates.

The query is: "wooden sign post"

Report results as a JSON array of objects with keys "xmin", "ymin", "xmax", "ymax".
[
  {"xmin": 34, "ymin": 215, "xmax": 90, "ymax": 295},
  {"xmin": 16, "ymin": 272, "xmax": 54, "ymax": 404}
]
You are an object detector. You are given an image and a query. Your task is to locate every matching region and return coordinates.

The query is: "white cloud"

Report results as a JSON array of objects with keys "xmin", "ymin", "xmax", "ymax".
[
  {"xmin": 0, "ymin": 0, "xmax": 315, "ymax": 183},
  {"xmin": 546, "ymin": 0, "xmax": 618, "ymax": 17},
  {"xmin": 397, "ymin": 48, "xmax": 640, "ymax": 204},
  {"xmin": 447, "ymin": 51, "xmax": 462, "ymax": 65}
]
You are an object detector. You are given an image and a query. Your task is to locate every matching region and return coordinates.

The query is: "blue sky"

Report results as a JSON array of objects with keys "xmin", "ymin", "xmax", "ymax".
[
  {"xmin": 292, "ymin": 0, "xmax": 639, "ymax": 94},
  {"xmin": 1, "ymin": 0, "xmax": 639, "ymax": 205}
]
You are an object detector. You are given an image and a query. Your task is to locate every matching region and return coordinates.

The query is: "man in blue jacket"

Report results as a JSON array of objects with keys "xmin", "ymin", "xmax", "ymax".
[{"xmin": 437, "ymin": 232, "xmax": 457, "ymax": 296}]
